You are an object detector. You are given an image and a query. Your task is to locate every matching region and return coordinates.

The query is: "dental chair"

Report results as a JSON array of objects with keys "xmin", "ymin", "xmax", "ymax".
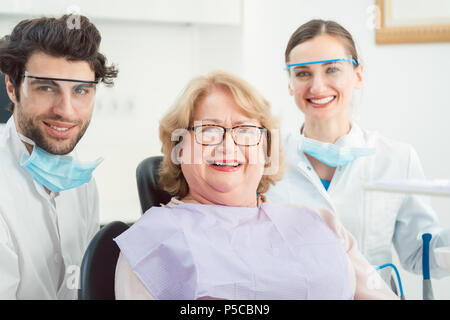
[
  {"xmin": 78, "ymin": 221, "xmax": 129, "ymax": 300},
  {"xmin": 78, "ymin": 155, "xmax": 170, "ymax": 300},
  {"xmin": 136, "ymin": 155, "xmax": 172, "ymax": 213}
]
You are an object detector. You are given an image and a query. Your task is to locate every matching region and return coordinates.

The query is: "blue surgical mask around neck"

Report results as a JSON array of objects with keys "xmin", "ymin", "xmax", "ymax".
[
  {"xmin": 18, "ymin": 134, "xmax": 103, "ymax": 192},
  {"xmin": 299, "ymin": 136, "xmax": 375, "ymax": 167}
]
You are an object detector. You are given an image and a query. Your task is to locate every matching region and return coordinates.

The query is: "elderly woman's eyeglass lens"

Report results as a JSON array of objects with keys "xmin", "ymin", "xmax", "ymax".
[
  {"xmin": 21, "ymin": 72, "xmax": 98, "ymax": 109},
  {"xmin": 188, "ymin": 125, "xmax": 266, "ymax": 146}
]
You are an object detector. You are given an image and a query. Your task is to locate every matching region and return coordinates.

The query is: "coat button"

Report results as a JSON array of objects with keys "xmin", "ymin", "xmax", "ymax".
[{"xmin": 307, "ymin": 166, "xmax": 311, "ymax": 170}]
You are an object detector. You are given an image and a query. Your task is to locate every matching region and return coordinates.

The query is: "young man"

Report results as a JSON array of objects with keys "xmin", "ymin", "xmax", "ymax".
[{"xmin": 0, "ymin": 15, "xmax": 118, "ymax": 299}]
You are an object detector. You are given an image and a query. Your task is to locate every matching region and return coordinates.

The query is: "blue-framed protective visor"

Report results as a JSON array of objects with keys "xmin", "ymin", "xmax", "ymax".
[
  {"xmin": 286, "ymin": 58, "xmax": 358, "ymax": 90},
  {"xmin": 285, "ymin": 58, "xmax": 358, "ymax": 71}
]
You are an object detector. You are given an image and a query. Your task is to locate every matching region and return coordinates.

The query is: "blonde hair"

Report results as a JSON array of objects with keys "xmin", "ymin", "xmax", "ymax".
[{"xmin": 158, "ymin": 70, "xmax": 285, "ymax": 198}]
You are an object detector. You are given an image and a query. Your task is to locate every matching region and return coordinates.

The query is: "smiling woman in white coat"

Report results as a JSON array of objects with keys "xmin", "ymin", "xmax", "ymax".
[{"xmin": 266, "ymin": 19, "xmax": 450, "ymax": 284}]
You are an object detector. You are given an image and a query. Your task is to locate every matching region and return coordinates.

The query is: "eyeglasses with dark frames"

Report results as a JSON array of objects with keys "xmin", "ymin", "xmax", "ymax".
[{"xmin": 187, "ymin": 124, "xmax": 266, "ymax": 146}]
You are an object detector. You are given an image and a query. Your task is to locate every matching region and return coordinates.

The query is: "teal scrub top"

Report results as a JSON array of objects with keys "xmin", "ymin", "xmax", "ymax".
[{"xmin": 320, "ymin": 179, "xmax": 330, "ymax": 191}]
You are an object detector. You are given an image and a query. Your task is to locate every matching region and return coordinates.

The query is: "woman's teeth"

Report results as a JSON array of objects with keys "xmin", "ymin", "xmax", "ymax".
[
  {"xmin": 212, "ymin": 162, "xmax": 240, "ymax": 167},
  {"xmin": 309, "ymin": 96, "xmax": 335, "ymax": 104}
]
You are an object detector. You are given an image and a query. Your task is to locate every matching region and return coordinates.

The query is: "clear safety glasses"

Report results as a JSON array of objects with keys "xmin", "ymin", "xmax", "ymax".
[
  {"xmin": 21, "ymin": 71, "xmax": 98, "ymax": 109},
  {"xmin": 286, "ymin": 58, "xmax": 358, "ymax": 91}
]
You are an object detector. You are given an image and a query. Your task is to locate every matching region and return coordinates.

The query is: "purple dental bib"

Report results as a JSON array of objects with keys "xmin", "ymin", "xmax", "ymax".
[{"xmin": 114, "ymin": 201, "xmax": 353, "ymax": 300}]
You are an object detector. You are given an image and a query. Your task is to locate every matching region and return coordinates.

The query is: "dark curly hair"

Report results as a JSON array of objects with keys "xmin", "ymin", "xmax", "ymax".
[{"xmin": 0, "ymin": 14, "xmax": 118, "ymax": 112}]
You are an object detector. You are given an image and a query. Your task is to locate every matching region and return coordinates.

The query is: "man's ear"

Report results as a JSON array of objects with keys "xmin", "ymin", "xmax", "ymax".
[{"xmin": 5, "ymin": 75, "xmax": 18, "ymax": 104}]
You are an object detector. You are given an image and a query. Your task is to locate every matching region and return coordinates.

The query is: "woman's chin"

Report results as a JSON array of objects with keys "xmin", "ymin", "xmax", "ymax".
[
  {"xmin": 213, "ymin": 196, "xmax": 255, "ymax": 207},
  {"xmin": 210, "ymin": 184, "xmax": 238, "ymax": 195},
  {"xmin": 207, "ymin": 176, "xmax": 240, "ymax": 191},
  {"xmin": 306, "ymin": 107, "xmax": 342, "ymax": 121},
  {"xmin": 206, "ymin": 187, "xmax": 254, "ymax": 205}
]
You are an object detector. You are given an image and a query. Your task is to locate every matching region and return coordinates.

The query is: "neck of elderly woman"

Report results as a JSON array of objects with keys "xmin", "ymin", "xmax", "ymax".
[{"xmin": 181, "ymin": 190, "xmax": 259, "ymax": 207}]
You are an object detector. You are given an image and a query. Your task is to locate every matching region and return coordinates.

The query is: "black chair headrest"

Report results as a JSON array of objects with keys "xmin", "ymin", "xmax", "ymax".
[{"xmin": 136, "ymin": 156, "xmax": 172, "ymax": 213}]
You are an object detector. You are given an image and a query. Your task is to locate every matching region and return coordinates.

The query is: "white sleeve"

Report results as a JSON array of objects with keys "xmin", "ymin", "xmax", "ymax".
[
  {"xmin": 114, "ymin": 252, "xmax": 156, "ymax": 300},
  {"xmin": 86, "ymin": 178, "xmax": 100, "ymax": 244},
  {"xmin": 0, "ymin": 211, "xmax": 20, "ymax": 299},
  {"xmin": 393, "ymin": 146, "xmax": 450, "ymax": 278},
  {"xmin": 317, "ymin": 208, "xmax": 398, "ymax": 300}
]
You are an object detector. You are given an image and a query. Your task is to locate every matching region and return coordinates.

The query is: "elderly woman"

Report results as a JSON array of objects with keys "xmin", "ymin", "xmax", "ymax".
[{"xmin": 113, "ymin": 71, "xmax": 397, "ymax": 300}]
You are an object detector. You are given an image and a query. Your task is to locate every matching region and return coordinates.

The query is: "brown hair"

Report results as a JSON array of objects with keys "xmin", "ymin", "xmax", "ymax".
[
  {"xmin": 0, "ymin": 14, "xmax": 118, "ymax": 112},
  {"xmin": 158, "ymin": 71, "xmax": 285, "ymax": 199},
  {"xmin": 285, "ymin": 19, "xmax": 359, "ymax": 65}
]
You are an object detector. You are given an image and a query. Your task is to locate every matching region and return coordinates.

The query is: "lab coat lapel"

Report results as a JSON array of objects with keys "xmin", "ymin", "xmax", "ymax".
[
  {"xmin": 291, "ymin": 122, "xmax": 375, "ymax": 213},
  {"xmin": 289, "ymin": 129, "xmax": 336, "ymax": 209}
]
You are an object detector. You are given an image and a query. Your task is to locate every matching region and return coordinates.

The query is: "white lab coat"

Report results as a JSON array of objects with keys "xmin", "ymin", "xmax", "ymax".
[
  {"xmin": 266, "ymin": 123, "xmax": 450, "ymax": 281},
  {"xmin": 0, "ymin": 117, "xmax": 99, "ymax": 299}
]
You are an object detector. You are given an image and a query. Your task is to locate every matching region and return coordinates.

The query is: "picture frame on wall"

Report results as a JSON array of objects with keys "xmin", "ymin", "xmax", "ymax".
[{"xmin": 375, "ymin": 0, "xmax": 450, "ymax": 44}]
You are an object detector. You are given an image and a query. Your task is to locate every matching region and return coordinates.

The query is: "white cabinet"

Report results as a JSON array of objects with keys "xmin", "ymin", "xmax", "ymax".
[{"xmin": 1, "ymin": 0, "xmax": 241, "ymax": 25}]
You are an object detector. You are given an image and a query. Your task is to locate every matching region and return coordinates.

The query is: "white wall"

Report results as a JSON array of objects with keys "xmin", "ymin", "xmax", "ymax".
[{"xmin": 241, "ymin": 0, "xmax": 450, "ymax": 300}]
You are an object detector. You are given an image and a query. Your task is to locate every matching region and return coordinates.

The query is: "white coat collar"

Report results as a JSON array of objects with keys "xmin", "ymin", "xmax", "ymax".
[
  {"xmin": 296, "ymin": 122, "xmax": 367, "ymax": 149},
  {"xmin": 3, "ymin": 116, "xmax": 30, "ymax": 165},
  {"xmin": 285, "ymin": 122, "xmax": 371, "ymax": 170},
  {"xmin": 298, "ymin": 122, "xmax": 366, "ymax": 148},
  {"xmin": 3, "ymin": 116, "xmax": 61, "ymax": 198}
]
